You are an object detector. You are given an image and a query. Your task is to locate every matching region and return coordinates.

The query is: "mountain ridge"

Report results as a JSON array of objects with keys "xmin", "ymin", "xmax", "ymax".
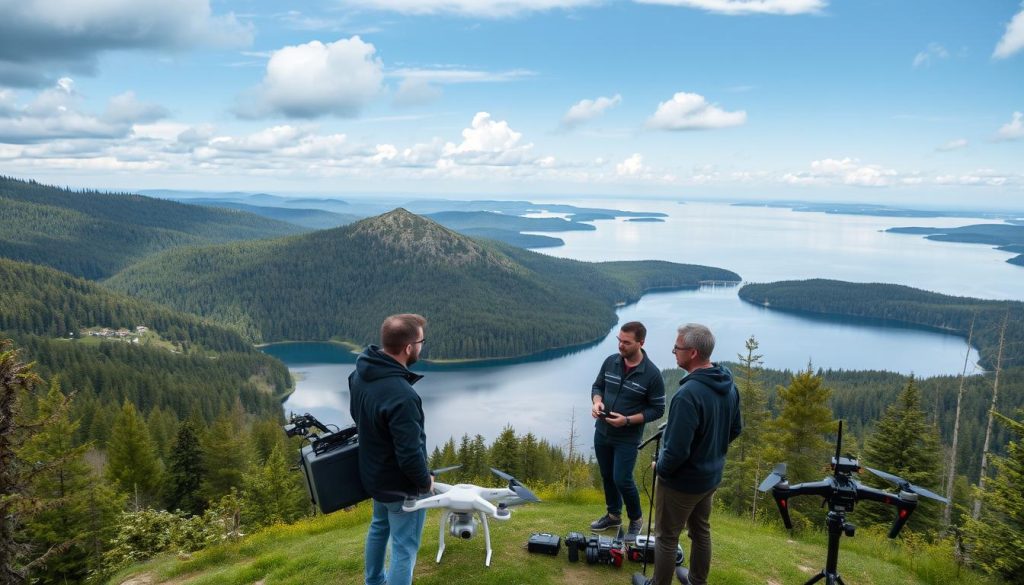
[{"xmin": 106, "ymin": 209, "xmax": 740, "ymax": 359}]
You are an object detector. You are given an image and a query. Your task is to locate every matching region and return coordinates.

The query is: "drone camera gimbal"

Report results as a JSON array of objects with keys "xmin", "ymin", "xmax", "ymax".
[{"xmin": 758, "ymin": 421, "xmax": 948, "ymax": 585}]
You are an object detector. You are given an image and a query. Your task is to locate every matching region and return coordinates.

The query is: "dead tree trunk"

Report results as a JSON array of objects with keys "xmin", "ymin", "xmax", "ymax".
[
  {"xmin": 943, "ymin": 314, "xmax": 975, "ymax": 527},
  {"xmin": 972, "ymin": 311, "xmax": 1009, "ymax": 520}
]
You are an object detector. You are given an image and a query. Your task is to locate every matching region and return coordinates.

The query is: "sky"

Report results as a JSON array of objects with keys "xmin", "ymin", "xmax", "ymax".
[{"xmin": 0, "ymin": 0, "xmax": 1022, "ymax": 209}]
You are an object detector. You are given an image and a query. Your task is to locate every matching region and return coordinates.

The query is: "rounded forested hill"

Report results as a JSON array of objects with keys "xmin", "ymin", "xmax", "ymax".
[
  {"xmin": 0, "ymin": 175, "xmax": 305, "ymax": 279},
  {"xmin": 106, "ymin": 209, "xmax": 740, "ymax": 359}
]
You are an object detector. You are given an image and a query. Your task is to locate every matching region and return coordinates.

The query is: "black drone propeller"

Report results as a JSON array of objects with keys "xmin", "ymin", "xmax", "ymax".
[
  {"xmin": 490, "ymin": 467, "xmax": 541, "ymax": 502},
  {"xmin": 758, "ymin": 463, "xmax": 788, "ymax": 492},
  {"xmin": 863, "ymin": 466, "xmax": 949, "ymax": 504}
]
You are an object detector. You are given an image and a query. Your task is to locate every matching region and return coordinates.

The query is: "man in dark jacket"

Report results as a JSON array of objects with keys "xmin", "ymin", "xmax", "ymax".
[
  {"xmin": 633, "ymin": 323, "xmax": 741, "ymax": 585},
  {"xmin": 350, "ymin": 313, "xmax": 433, "ymax": 585},
  {"xmin": 591, "ymin": 321, "xmax": 666, "ymax": 539}
]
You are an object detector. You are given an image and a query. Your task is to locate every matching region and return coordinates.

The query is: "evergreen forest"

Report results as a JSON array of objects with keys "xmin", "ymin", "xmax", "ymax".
[
  {"xmin": 0, "ymin": 176, "xmax": 304, "ymax": 279},
  {"xmin": 105, "ymin": 208, "xmax": 739, "ymax": 359}
]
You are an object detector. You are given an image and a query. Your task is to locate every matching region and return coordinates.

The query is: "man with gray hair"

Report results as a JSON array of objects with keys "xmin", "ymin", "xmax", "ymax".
[{"xmin": 633, "ymin": 323, "xmax": 742, "ymax": 585}]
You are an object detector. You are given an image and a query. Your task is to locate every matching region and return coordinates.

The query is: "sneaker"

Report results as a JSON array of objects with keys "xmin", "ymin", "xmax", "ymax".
[
  {"xmin": 675, "ymin": 566, "xmax": 690, "ymax": 584},
  {"xmin": 590, "ymin": 513, "xmax": 622, "ymax": 531},
  {"xmin": 631, "ymin": 573, "xmax": 652, "ymax": 585},
  {"xmin": 626, "ymin": 517, "xmax": 644, "ymax": 541}
]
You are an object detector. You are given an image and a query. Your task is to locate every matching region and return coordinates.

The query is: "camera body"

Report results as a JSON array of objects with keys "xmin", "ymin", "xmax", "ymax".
[
  {"xmin": 626, "ymin": 535, "xmax": 684, "ymax": 565},
  {"xmin": 450, "ymin": 513, "xmax": 476, "ymax": 539},
  {"xmin": 584, "ymin": 534, "xmax": 623, "ymax": 567},
  {"xmin": 565, "ymin": 531, "xmax": 586, "ymax": 562}
]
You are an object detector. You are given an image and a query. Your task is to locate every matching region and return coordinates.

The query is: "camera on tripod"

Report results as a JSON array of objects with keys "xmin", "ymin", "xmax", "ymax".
[{"xmin": 758, "ymin": 420, "xmax": 949, "ymax": 585}]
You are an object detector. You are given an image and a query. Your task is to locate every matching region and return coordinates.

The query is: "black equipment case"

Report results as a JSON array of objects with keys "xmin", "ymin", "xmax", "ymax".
[
  {"xmin": 528, "ymin": 533, "xmax": 562, "ymax": 555},
  {"xmin": 298, "ymin": 426, "xmax": 370, "ymax": 514}
]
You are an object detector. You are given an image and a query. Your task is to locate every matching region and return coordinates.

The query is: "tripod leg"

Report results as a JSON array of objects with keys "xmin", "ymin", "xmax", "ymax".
[
  {"xmin": 436, "ymin": 510, "xmax": 448, "ymax": 564},
  {"xmin": 802, "ymin": 572, "xmax": 826, "ymax": 585},
  {"xmin": 835, "ymin": 576, "xmax": 846, "ymax": 585},
  {"xmin": 480, "ymin": 512, "xmax": 492, "ymax": 567}
]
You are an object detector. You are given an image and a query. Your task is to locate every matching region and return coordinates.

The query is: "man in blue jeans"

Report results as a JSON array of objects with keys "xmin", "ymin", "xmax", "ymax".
[
  {"xmin": 591, "ymin": 321, "xmax": 666, "ymax": 540},
  {"xmin": 350, "ymin": 314, "xmax": 434, "ymax": 585}
]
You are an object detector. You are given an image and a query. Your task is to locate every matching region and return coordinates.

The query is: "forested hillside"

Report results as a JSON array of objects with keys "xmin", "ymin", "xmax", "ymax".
[
  {"xmin": 0, "ymin": 258, "xmax": 291, "ymax": 432},
  {"xmin": 106, "ymin": 209, "xmax": 740, "ymax": 359},
  {"xmin": 738, "ymin": 279, "xmax": 1023, "ymax": 369},
  {"xmin": 887, "ymin": 223, "xmax": 1024, "ymax": 266},
  {"xmin": 0, "ymin": 176, "xmax": 305, "ymax": 279}
]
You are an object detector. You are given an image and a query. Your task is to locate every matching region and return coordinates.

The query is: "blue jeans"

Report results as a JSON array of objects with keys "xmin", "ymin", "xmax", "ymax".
[
  {"xmin": 364, "ymin": 499, "xmax": 427, "ymax": 585},
  {"xmin": 593, "ymin": 431, "xmax": 642, "ymax": 520}
]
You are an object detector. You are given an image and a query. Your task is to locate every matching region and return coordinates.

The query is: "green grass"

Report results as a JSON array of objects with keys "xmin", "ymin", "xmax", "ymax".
[{"xmin": 109, "ymin": 489, "xmax": 997, "ymax": 585}]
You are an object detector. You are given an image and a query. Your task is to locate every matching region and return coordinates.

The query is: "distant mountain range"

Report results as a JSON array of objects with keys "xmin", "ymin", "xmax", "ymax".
[
  {"xmin": 106, "ymin": 209, "xmax": 739, "ymax": 359},
  {"xmin": 0, "ymin": 176, "xmax": 305, "ymax": 279}
]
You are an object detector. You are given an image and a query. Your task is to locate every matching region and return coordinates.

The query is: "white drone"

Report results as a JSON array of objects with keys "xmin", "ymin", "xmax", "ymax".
[{"xmin": 402, "ymin": 467, "xmax": 540, "ymax": 567}]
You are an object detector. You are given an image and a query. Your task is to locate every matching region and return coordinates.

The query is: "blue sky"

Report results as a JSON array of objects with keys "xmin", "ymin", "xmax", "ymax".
[{"xmin": 0, "ymin": 0, "xmax": 1022, "ymax": 209}]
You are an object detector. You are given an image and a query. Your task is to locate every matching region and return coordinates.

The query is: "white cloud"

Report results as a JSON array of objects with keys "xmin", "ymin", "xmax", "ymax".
[
  {"xmin": 0, "ymin": 78, "xmax": 167, "ymax": 143},
  {"xmin": 993, "ymin": 6, "xmax": 1024, "ymax": 59},
  {"xmin": 913, "ymin": 43, "xmax": 949, "ymax": 67},
  {"xmin": 647, "ymin": 92, "xmax": 746, "ymax": 131},
  {"xmin": 630, "ymin": 0, "xmax": 825, "ymax": 15},
  {"xmin": 936, "ymin": 170, "xmax": 1011, "ymax": 187},
  {"xmin": 562, "ymin": 94, "xmax": 621, "ymax": 129},
  {"xmin": 783, "ymin": 157, "xmax": 898, "ymax": 187},
  {"xmin": 391, "ymin": 68, "xmax": 535, "ymax": 84},
  {"xmin": 338, "ymin": 0, "xmax": 600, "ymax": 18},
  {"xmin": 239, "ymin": 37, "xmax": 384, "ymax": 119},
  {"xmin": 0, "ymin": 0, "xmax": 253, "ymax": 87},
  {"xmin": 996, "ymin": 111, "xmax": 1024, "ymax": 141},
  {"xmin": 616, "ymin": 153, "xmax": 645, "ymax": 176},
  {"xmin": 441, "ymin": 112, "xmax": 536, "ymax": 165},
  {"xmin": 936, "ymin": 138, "xmax": 968, "ymax": 152},
  {"xmin": 390, "ymin": 68, "xmax": 534, "ymax": 107}
]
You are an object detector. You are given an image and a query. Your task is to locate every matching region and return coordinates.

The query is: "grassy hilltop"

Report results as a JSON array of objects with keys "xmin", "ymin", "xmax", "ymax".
[{"xmin": 109, "ymin": 490, "xmax": 995, "ymax": 585}]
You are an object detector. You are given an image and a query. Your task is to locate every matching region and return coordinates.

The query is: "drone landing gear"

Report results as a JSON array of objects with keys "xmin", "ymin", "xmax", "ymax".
[
  {"xmin": 436, "ymin": 510, "xmax": 494, "ymax": 567},
  {"xmin": 803, "ymin": 511, "xmax": 853, "ymax": 585}
]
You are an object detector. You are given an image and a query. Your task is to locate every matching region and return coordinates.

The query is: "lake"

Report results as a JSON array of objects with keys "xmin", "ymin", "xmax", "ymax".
[{"xmin": 271, "ymin": 201, "xmax": 1016, "ymax": 450}]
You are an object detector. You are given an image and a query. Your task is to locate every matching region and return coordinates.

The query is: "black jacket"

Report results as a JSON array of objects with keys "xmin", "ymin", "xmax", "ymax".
[
  {"xmin": 592, "ymin": 349, "xmax": 666, "ymax": 444},
  {"xmin": 349, "ymin": 345, "xmax": 432, "ymax": 502},
  {"xmin": 656, "ymin": 363, "xmax": 742, "ymax": 494}
]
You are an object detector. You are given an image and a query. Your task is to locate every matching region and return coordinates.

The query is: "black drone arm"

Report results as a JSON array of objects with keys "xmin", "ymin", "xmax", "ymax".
[
  {"xmin": 771, "ymin": 479, "xmax": 834, "ymax": 529},
  {"xmin": 854, "ymin": 483, "xmax": 917, "ymax": 538}
]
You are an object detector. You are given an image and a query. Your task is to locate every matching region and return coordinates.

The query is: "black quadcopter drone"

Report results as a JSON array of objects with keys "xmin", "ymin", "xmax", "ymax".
[{"xmin": 757, "ymin": 421, "xmax": 948, "ymax": 585}]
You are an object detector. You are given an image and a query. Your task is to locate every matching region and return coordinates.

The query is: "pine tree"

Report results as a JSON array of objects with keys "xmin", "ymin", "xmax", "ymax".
[
  {"xmin": 200, "ymin": 414, "xmax": 251, "ymax": 503},
  {"xmin": 106, "ymin": 400, "xmax": 164, "ymax": 508},
  {"xmin": 17, "ymin": 379, "xmax": 96, "ymax": 582},
  {"xmin": 0, "ymin": 338, "xmax": 44, "ymax": 584},
  {"xmin": 240, "ymin": 444, "xmax": 307, "ymax": 530},
  {"xmin": 859, "ymin": 377, "xmax": 943, "ymax": 534},
  {"xmin": 164, "ymin": 420, "xmax": 205, "ymax": 515},
  {"xmin": 489, "ymin": 425, "xmax": 521, "ymax": 479},
  {"xmin": 964, "ymin": 410, "xmax": 1024, "ymax": 583},
  {"xmin": 769, "ymin": 365, "xmax": 835, "ymax": 526},
  {"xmin": 721, "ymin": 336, "xmax": 770, "ymax": 519}
]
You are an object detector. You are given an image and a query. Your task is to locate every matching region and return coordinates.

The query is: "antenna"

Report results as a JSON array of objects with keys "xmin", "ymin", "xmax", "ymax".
[{"xmin": 833, "ymin": 420, "xmax": 843, "ymax": 479}]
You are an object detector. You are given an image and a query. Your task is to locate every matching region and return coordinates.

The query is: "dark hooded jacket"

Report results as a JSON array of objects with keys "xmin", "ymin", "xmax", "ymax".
[
  {"xmin": 349, "ymin": 345, "xmax": 432, "ymax": 502},
  {"xmin": 656, "ymin": 363, "xmax": 742, "ymax": 494}
]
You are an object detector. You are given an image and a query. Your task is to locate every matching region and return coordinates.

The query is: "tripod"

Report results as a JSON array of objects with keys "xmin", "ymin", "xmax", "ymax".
[
  {"xmin": 631, "ymin": 423, "xmax": 666, "ymax": 585},
  {"xmin": 803, "ymin": 510, "xmax": 855, "ymax": 585}
]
